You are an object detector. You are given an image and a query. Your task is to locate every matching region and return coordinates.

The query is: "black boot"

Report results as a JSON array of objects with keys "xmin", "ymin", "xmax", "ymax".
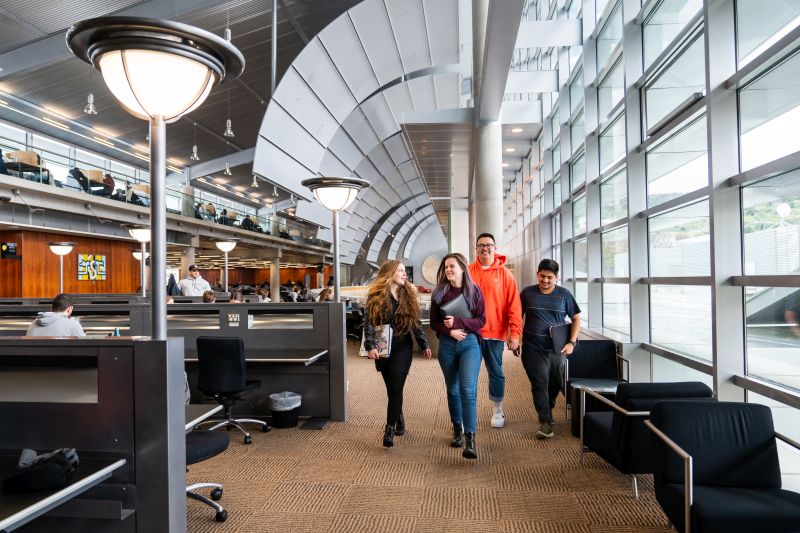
[
  {"xmin": 463, "ymin": 433, "xmax": 477, "ymax": 459},
  {"xmin": 383, "ymin": 424, "xmax": 394, "ymax": 448},
  {"xmin": 394, "ymin": 414, "xmax": 405, "ymax": 436},
  {"xmin": 450, "ymin": 423, "xmax": 464, "ymax": 448}
]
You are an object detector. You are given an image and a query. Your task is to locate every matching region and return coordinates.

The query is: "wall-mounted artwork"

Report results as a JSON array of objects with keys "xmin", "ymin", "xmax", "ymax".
[{"xmin": 78, "ymin": 254, "xmax": 107, "ymax": 280}]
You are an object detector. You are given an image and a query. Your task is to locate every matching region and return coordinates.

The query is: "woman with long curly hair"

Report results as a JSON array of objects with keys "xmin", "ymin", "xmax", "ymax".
[
  {"xmin": 430, "ymin": 253, "xmax": 486, "ymax": 459},
  {"xmin": 364, "ymin": 260, "xmax": 432, "ymax": 447}
]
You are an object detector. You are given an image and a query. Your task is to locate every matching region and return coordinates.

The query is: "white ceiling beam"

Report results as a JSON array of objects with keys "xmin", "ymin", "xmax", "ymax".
[
  {"xmin": 515, "ymin": 19, "xmax": 583, "ymax": 49},
  {"xmin": 399, "ymin": 108, "xmax": 474, "ymax": 124},
  {"xmin": 500, "ymin": 102, "xmax": 543, "ymax": 124},
  {"xmin": 477, "ymin": 0, "xmax": 526, "ymax": 122},
  {"xmin": 169, "ymin": 147, "xmax": 255, "ymax": 184}
]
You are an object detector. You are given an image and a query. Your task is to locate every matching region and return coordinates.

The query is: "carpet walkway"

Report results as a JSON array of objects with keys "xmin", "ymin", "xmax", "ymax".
[{"xmin": 187, "ymin": 344, "xmax": 671, "ymax": 532}]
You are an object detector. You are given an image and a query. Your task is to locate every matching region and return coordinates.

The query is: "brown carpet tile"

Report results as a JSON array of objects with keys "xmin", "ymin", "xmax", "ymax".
[{"xmin": 186, "ymin": 345, "xmax": 673, "ymax": 532}]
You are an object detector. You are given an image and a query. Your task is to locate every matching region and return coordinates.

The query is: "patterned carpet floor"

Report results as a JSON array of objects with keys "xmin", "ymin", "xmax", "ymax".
[{"xmin": 187, "ymin": 344, "xmax": 672, "ymax": 532}]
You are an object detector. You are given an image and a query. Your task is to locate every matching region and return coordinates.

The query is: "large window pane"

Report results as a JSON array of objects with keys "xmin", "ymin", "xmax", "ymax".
[
  {"xmin": 598, "ymin": 57, "xmax": 624, "ymax": 122},
  {"xmin": 602, "ymin": 283, "xmax": 630, "ymax": 336},
  {"xmin": 570, "ymin": 69, "xmax": 584, "ymax": 114},
  {"xmin": 602, "ymin": 226, "xmax": 629, "ymax": 277},
  {"xmin": 599, "ymin": 113, "xmax": 626, "ymax": 172},
  {"xmin": 600, "ymin": 169, "xmax": 628, "ymax": 225},
  {"xmin": 643, "ymin": 0, "xmax": 703, "ymax": 70},
  {"xmin": 650, "ymin": 284, "xmax": 712, "ymax": 360},
  {"xmin": 551, "ymin": 107, "xmax": 560, "ymax": 144},
  {"xmin": 575, "ymin": 281, "xmax": 588, "ymax": 323},
  {"xmin": 571, "ymin": 152, "xmax": 586, "ymax": 191},
  {"xmin": 596, "ymin": 4, "xmax": 623, "ymax": 69},
  {"xmin": 553, "ymin": 176, "xmax": 562, "ymax": 208},
  {"xmin": 573, "ymin": 194, "xmax": 587, "ymax": 235},
  {"xmin": 737, "ymin": 0, "xmax": 800, "ymax": 67},
  {"xmin": 649, "ymin": 200, "xmax": 710, "ymax": 276},
  {"xmin": 741, "ymin": 169, "xmax": 800, "ymax": 275},
  {"xmin": 551, "ymin": 142, "xmax": 561, "ymax": 177},
  {"xmin": 746, "ymin": 391, "xmax": 800, "ymax": 489},
  {"xmin": 652, "ymin": 354, "xmax": 713, "ymax": 388},
  {"xmin": 644, "ymin": 34, "xmax": 705, "ymax": 131},
  {"xmin": 574, "ymin": 238, "xmax": 587, "ymax": 278},
  {"xmin": 739, "ymin": 49, "xmax": 800, "ymax": 171},
  {"xmin": 570, "ymin": 110, "xmax": 585, "ymax": 154},
  {"xmin": 745, "ymin": 287, "xmax": 800, "ymax": 393},
  {"xmin": 646, "ymin": 114, "xmax": 708, "ymax": 207}
]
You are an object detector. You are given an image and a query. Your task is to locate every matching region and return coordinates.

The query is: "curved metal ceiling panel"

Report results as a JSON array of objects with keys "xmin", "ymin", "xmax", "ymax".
[{"xmin": 254, "ymin": 0, "xmax": 459, "ymax": 264}]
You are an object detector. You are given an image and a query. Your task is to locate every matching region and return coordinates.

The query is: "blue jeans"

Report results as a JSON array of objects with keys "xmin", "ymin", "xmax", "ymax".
[
  {"xmin": 437, "ymin": 334, "xmax": 482, "ymax": 433},
  {"xmin": 481, "ymin": 339, "xmax": 506, "ymax": 402}
]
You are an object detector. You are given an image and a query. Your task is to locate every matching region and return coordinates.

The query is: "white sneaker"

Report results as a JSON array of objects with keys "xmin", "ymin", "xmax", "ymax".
[{"xmin": 491, "ymin": 407, "xmax": 505, "ymax": 428}]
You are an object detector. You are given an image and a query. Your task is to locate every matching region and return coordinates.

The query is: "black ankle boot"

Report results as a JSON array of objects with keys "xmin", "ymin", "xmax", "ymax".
[
  {"xmin": 450, "ymin": 423, "xmax": 464, "ymax": 448},
  {"xmin": 462, "ymin": 433, "xmax": 477, "ymax": 459},
  {"xmin": 383, "ymin": 424, "xmax": 394, "ymax": 448},
  {"xmin": 394, "ymin": 414, "xmax": 405, "ymax": 436}
]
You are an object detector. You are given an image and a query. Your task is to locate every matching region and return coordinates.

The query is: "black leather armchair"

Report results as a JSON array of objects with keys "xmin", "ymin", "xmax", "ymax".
[
  {"xmin": 580, "ymin": 381, "xmax": 713, "ymax": 498},
  {"xmin": 195, "ymin": 336, "xmax": 270, "ymax": 444},
  {"xmin": 564, "ymin": 339, "xmax": 628, "ymax": 435},
  {"xmin": 646, "ymin": 401, "xmax": 800, "ymax": 533},
  {"xmin": 186, "ymin": 429, "xmax": 230, "ymax": 522}
]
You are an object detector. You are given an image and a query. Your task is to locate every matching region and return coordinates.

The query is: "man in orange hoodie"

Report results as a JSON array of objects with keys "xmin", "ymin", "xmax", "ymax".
[{"xmin": 469, "ymin": 233, "xmax": 523, "ymax": 428}]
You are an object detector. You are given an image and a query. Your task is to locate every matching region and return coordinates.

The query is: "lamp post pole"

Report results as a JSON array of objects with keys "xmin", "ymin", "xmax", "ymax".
[
  {"xmin": 223, "ymin": 251, "xmax": 229, "ymax": 293},
  {"xmin": 59, "ymin": 255, "xmax": 65, "ymax": 294},
  {"xmin": 139, "ymin": 241, "xmax": 147, "ymax": 297},
  {"xmin": 150, "ymin": 115, "xmax": 167, "ymax": 340},
  {"xmin": 332, "ymin": 209, "xmax": 340, "ymax": 303}
]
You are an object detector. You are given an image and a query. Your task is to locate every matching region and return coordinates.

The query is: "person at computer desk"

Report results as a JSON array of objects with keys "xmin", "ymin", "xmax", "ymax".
[
  {"xmin": 179, "ymin": 264, "xmax": 212, "ymax": 296},
  {"xmin": 26, "ymin": 293, "xmax": 86, "ymax": 337},
  {"xmin": 364, "ymin": 260, "xmax": 431, "ymax": 449}
]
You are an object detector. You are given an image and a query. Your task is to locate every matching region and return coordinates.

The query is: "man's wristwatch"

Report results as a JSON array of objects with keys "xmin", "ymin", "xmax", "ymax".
[{"xmin": 566, "ymin": 340, "xmax": 576, "ymax": 346}]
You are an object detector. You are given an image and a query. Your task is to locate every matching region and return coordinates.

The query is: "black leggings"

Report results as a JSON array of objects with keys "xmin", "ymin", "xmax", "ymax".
[{"xmin": 380, "ymin": 371, "xmax": 409, "ymax": 426}]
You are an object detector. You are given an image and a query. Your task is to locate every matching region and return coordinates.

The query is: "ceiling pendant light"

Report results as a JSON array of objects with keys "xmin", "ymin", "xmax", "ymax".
[
  {"xmin": 272, "ymin": 184, "xmax": 279, "ymax": 197},
  {"xmin": 251, "ymin": 175, "xmax": 259, "ymax": 187},
  {"xmin": 190, "ymin": 122, "xmax": 200, "ymax": 161},
  {"xmin": 84, "ymin": 92, "xmax": 98, "ymax": 115},
  {"xmin": 290, "ymin": 193, "xmax": 296, "ymax": 204},
  {"xmin": 224, "ymin": 1, "xmax": 232, "ymax": 42},
  {"xmin": 224, "ymin": 161, "xmax": 232, "ymax": 176},
  {"xmin": 223, "ymin": 88, "xmax": 234, "ymax": 137}
]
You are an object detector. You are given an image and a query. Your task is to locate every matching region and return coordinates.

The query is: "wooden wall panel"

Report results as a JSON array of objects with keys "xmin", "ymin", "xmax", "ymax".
[
  {"xmin": 19, "ymin": 231, "xmax": 139, "ymax": 297},
  {"xmin": 0, "ymin": 231, "xmax": 22, "ymax": 297}
]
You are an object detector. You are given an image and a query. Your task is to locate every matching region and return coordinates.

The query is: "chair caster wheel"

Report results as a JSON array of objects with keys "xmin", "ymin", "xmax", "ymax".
[
  {"xmin": 211, "ymin": 488, "xmax": 223, "ymax": 501},
  {"xmin": 244, "ymin": 435, "xmax": 253, "ymax": 444},
  {"xmin": 261, "ymin": 423, "xmax": 271, "ymax": 432},
  {"xmin": 215, "ymin": 510, "xmax": 228, "ymax": 522}
]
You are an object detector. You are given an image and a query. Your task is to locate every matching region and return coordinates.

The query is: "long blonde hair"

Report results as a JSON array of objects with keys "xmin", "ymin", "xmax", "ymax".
[{"xmin": 365, "ymin": 260, "xmax": 420, "ymax": 336}]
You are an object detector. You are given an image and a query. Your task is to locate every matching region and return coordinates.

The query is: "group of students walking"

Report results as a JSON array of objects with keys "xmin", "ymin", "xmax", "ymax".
[{"xmin": 362, "ymin": 233, "xmax": 581, "ymax": 459}]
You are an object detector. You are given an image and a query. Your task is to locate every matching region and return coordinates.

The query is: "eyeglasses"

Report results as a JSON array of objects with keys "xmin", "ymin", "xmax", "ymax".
[{"xmin": 476, "ymin": 243, "xmax": 495, "ymax": 249}]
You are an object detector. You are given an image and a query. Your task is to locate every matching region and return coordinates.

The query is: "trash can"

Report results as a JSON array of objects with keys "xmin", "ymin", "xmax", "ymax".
[{"xmin": 268, "ymin": 391, "xmax": 301, "ymax": 428}]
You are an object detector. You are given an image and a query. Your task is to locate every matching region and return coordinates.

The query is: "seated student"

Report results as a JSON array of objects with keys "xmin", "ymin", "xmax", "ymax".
[
  {"xmin": 0, "ymin": 149, "xmax": 8, "ymax": 175},
  {"xmin": 94, "ymin": 173, "xmax": 115, "ymax": 197},
  {"xmin": 218, "ymin": 209, "xmax": 232, "ymax": 226},
  {"xmin": 26, "ymin": 294, "xmax": 86, "ymax": 337},
  {"xmin": 229, "ymin": 288, "xmax": 245, "ymax": 303},
  {"xmin": 205, "ymin": 202, "xmax": 217, "ymax": 221},
  {"xmin": 240, "ymin": 214, "xmax": 255, "ymax": 231},
  {"xmin": 201, "ymin": 290, "xmax": 216, "ymax": 303},
  {"xmin": 68, "ymin": 167, "xmax": 91, "ymax": 193},
  {"xmin": 257, "ymin": 287, "xmax": 271, "ymax": 303},
  {"xmin": 318, "ymin": 287, "xmax": 333, "ymax": 302},
  {"xmin": 194, "ymin": 202, "xmax": 207, "ymax": 220}
]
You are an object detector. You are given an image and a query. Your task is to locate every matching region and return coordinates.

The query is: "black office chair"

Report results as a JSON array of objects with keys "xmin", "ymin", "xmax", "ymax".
[
  {"xmin": 195, "ymin": 336, "xmax": 270, "ymax": 444},
  {"xmin": 580, "ymin": 381, "xmax": 713, "ymax": 498},
  {"xmin": 186, "ymin": 429, "xmax": 230, "ymax": 522},
  {"xmin": 646, "ymin": 401, "xmax": 800, "ymax": 533},
  {"xmin": 564, "ymin": 339, "xmax": 628, "ymax": 435}
]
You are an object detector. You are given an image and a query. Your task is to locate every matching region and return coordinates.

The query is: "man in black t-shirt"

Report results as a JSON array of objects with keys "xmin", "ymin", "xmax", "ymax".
[{"xmin": 519, "ymin": 259, "xmax": 581, "ymax": 439}]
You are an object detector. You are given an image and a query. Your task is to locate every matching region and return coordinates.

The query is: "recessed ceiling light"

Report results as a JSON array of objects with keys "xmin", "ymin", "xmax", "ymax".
[
  {"xmin": 504, "ymin": 147, "xmax": 515, "ymax": 152},
  {"xmin": 511, "ymin": 127, "xmax": 523, "ymax": 133},
  {"xmin": 502, "ymin": 163, "xmax": 509, "ymax": 167}
]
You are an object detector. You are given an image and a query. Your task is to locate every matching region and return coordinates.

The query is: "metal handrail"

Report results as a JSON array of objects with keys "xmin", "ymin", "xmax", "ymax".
[{"xmin": 645, "ymin": 419, "xmax": 693, "ymax": 533}]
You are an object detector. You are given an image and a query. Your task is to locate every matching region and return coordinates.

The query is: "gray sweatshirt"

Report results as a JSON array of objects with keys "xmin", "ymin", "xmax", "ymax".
[{"xmin": 26, "ymin": 312, "xmax": 86, "ymax": 337}]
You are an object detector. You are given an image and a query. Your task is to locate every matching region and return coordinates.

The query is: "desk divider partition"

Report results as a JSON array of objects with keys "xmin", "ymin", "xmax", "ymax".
[
  {"xmin": 0, "ymin": 337, "xmax": 185, "ymax": 533},
  {"xmin": 0, "ymin": 302, "xmax": 348, "ymax": 422}
]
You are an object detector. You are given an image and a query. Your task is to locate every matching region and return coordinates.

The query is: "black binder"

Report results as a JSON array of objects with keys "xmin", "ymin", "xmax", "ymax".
[
  {"xmin": 550, "ymin": 323, "xmax": 573, "ymax": 352},
  {"xmin": 440, "ymin": 294, "xmax": 472, "ymax": 318}
]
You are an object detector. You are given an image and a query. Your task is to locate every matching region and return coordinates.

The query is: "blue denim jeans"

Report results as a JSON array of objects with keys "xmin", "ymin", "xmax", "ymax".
[
  {"xmin": 481, "ymin": 338, "xmax": 506, "ymax": 402},
  {"xmin": 437, "ymin": 333, "xmax": 482, "ymax": 433}
]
